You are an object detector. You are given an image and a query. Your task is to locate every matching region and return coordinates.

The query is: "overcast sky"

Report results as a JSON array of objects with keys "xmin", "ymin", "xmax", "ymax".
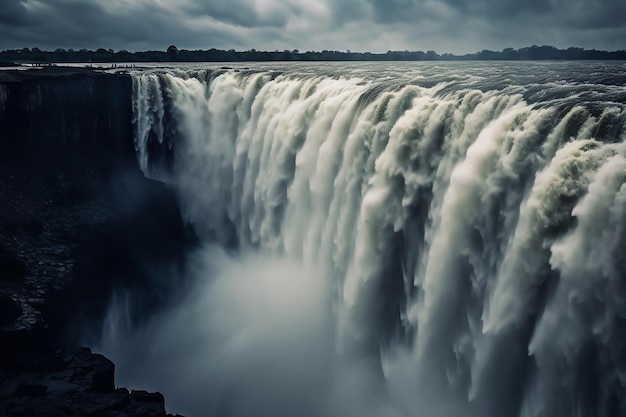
[{"xmin": 0, "ymin": 0, "xmax": 624, "ymax": 54}]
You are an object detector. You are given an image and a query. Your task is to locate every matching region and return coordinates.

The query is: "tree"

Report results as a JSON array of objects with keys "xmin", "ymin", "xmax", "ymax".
[{"xmin": 167, "ymin": 45, "xmax": 179, "ymax": 61}]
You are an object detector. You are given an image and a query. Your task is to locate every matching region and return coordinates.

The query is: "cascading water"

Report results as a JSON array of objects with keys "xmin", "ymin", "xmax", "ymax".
[{"xmin": 100, "ymin": 62, "xmax": 626, "ymax": 417}]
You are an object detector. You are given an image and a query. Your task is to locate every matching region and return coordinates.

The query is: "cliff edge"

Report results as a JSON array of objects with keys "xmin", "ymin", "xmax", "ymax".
[{"xmin": 0, "ymin": 67, "xmax": 188, "ymax": 416}]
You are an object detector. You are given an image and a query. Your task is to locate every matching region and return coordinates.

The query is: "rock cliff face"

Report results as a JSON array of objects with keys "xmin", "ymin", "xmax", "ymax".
[
  {"xmin": 0, "ymin": 67, "xmax": 187, "ymax": 417},
  {"xmin": 0, "ymin": 67, "xmax": 134, "ymax": 159}
]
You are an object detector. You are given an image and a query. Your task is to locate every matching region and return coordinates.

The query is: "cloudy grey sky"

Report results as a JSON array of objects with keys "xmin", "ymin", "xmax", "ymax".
[{"xmin": 0, "ymin": 0, "xmax": 624, "ymax": 54}]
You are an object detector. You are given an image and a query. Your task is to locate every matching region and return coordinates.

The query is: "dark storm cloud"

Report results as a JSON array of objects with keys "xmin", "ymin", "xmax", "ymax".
[
  {"xmin": 327, "ymin": 0, "xmax": 369, "ymax": 24},
  {"xmin": 179, "ymin": 0, "xmax": 274, "ymax": 27},
  {"xmin": 341, "ymin": 0, "xmax": 552, "ymax": 25},
  {"xmin": 366, "ymin": 0, "xmax": 417, "ymax": 23},
  {"xmin": 552, "ymin": 0, "xmax": 626, "ymax": 30},
  {"xmin": 0, "ymin": 0, "xmax": 624, "ymax": 53},
  {"xmin": 0, "ymin": 0, "xmax": 30, "ymax": 24},
  {"xmin": 435, "ymin": 0, "xmax": 551, "ymax": 16},
  {"xmin": 0, "ymin": 0, "xmax": 244, "ymax": 51}
]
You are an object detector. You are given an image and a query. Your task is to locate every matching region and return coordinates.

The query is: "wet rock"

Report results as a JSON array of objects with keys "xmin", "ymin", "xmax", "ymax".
[
  {"xmin": 0, "ymin": 295, "xmax": 22, "ymax": 326},
  {"xmin": 127, "ymin": 390, "xmax": 169, "ymax": 417},
  {"xmin": 0, "ymin": 246, "xmax": 26, "ymax": 282},
  {"xmin": 21, "ymin": 218, "xmax": 44, "ymax": 235},
  {"xmin": 13, "ymin": 382, "xmax": 48, "ymax": 396},
  {"xmin": 0, "ymin": 348, "xmax": 176, "ymax": 417},
  {"xmin": 90, "ymin": 359, "xmax": 115, "ymax": 393}
]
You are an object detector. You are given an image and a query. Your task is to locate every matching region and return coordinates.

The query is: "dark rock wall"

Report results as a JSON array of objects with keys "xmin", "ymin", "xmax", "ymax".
[
  {"xmin": 0, "ymin": 68, "xmax": 187, "ymax": 416},
  {"xmin": 0, "ymin": 68, "xmax": 134, "ymax": 161}
]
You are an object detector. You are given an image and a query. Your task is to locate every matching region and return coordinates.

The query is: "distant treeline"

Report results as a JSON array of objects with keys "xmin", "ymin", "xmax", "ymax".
[{"xmin": 2, "ymin": 45, "xmax": 626, "ymax": 63}]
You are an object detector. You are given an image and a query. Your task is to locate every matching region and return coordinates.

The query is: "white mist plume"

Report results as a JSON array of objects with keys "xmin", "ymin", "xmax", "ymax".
[{"xmin": 100, "ymin": 245, "xmax": 404, "ymax": 417}]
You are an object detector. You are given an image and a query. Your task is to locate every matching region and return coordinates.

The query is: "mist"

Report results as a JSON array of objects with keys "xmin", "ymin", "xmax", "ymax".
[{"xmin": 97, "ymin": 245, "xmax": 403, "ymax": 417}]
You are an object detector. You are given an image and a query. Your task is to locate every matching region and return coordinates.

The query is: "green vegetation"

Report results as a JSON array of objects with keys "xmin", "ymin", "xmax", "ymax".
[{"xmin": 1, "ymin": 45, "xmax": 625, "ymax": 63}]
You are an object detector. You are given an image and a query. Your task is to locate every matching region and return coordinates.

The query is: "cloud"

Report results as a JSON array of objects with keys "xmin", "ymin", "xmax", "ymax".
[
  {"xmin": 0, "ymin": 0, "xmax": 32, "ymax": 25},
  {"xmin": 180, "ymin": 0, "xmax": 284, "ymax": 27},
  {"xmin": 0, "ymin": 0, "xmax": 624, "ymax": 53}
]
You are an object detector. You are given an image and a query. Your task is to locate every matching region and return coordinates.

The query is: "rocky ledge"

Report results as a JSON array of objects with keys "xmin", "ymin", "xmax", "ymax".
[{"xmin": 1, "ymin": 347, "xmax": 182, "ymax": 417}]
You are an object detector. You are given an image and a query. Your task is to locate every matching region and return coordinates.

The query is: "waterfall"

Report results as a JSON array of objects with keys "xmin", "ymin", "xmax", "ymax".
[{"xmin": 106, "ymin": 63, "xmax": 626, "ymax": 417}]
